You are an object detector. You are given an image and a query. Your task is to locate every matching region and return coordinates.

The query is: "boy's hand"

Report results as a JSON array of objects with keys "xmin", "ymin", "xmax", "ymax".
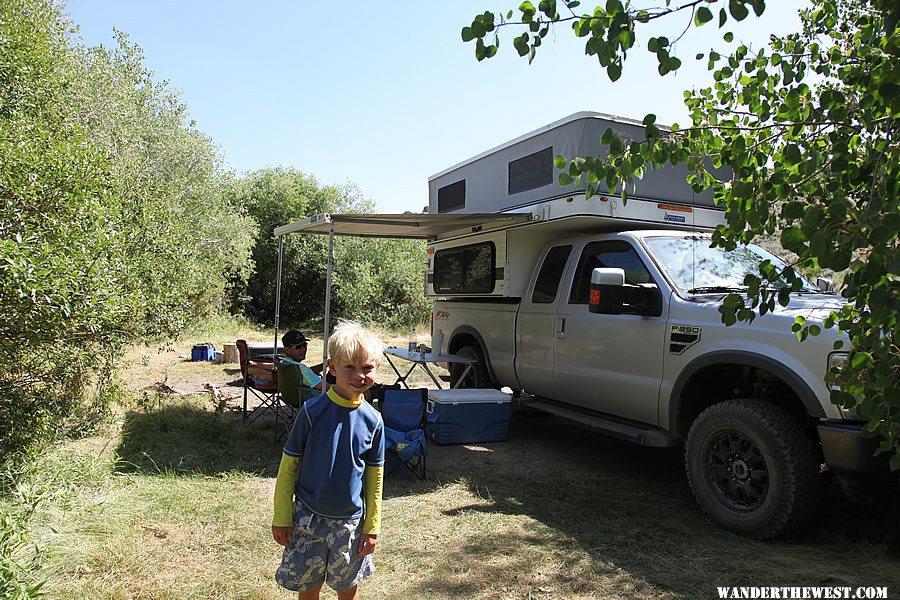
[
  {"xmin": 272, "ymin": 525, "xmax": 292, "ymax": 546},
  {"xmin": 358, "ymin": 533, "xmax": 377, "ymax": 557}
]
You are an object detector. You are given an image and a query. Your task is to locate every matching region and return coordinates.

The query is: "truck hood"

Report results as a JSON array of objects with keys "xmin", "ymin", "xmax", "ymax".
[
  {"xmin": 782, "ymin": 293, "xmax": 846, "ymax": 320},
  {"xmin": 689, "ymin": 292, "xmax": 846, "ymax": 322}
]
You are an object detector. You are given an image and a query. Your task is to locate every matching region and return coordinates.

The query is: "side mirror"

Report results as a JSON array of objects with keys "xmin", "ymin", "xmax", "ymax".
[
  {"xmin": 816, "ymin": 277, "xmax": 834, "ymax": 292},
  {"xmin": 589, "ymin": 268, "xmax": 662, "ymax": 317},
  {"xmin": 589, "ymin": 268, "xmax": 625, "ymax": 314}
]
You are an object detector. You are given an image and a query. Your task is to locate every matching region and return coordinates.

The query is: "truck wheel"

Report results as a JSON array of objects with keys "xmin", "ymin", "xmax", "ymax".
[
  {"xmin": 684, "ymin": 399, "xmax": 820, "ymax": 539},
  {"xmin": 449, "ymin": 345, "xmax": 494, "ymax": 389}
]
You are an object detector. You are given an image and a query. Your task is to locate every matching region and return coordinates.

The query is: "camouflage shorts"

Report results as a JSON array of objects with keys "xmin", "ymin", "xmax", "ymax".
[{"xmin": 275, "ymin": 501, "xmax": 375, "ymax": 592}]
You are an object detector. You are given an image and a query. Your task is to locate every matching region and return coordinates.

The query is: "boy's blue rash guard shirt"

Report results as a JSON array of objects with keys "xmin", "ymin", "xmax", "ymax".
[{"xmin": 283, "ymin": 388, "xmax": 384, "ymax": 520}]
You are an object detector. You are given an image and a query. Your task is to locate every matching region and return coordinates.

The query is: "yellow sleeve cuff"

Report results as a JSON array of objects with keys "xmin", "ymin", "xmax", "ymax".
[
  {"xmin": 272, "ymin": 453, "xmax": 301, "ymax": 527},
  {"xmin": 362, "ymin": 465, "xmax": 384, "ymax": 535}
]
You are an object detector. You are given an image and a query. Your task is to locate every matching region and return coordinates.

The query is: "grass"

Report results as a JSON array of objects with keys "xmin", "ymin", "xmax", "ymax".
[{"xmin": 4, "ymin": 325, "xmax": 900, "ymax": 599}]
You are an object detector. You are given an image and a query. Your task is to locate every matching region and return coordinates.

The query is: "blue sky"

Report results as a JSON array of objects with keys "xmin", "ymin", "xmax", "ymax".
[{"xmin": 66, "ymin": 1, "xmax": 808, "ymax": 214}]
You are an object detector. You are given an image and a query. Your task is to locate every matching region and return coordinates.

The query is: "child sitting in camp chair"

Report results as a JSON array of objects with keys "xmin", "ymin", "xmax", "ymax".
[{"xmin": 280, "ymin": 330, "xmax": 324, "ymax": 402}]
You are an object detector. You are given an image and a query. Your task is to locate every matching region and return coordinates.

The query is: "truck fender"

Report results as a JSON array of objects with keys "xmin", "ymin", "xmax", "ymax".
[
  {"xmin": 447, "ymin": 325, "xmax": 500, "ymax": 385},
  {"xmin": 667, "ymin": 350, "xmax": 826, "ymax": 438}
]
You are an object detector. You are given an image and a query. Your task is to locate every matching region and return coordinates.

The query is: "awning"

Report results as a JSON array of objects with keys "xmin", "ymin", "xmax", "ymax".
[
  {"xmin": 271, "ymin": 211, "xmax": 537, "ymax": 389},
  {"xmin": 274, "ymin": 212, "xmax": 538, "ymax": 240}
]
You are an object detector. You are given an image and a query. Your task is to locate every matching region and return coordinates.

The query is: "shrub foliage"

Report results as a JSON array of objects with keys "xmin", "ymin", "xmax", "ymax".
[
  {"xmin": 0, "ymin": 0, "xmax": 256, "ymax": 457},
  {"xmin": 227, "ymin": 168, "xmax": 432, "ymax": 330},
  {"xmin": 463, "ymin": 0, "xmax": 899, "ymax": 467}
]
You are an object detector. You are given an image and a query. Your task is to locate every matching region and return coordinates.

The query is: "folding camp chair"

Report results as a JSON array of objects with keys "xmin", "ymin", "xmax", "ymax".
[
  {"xmin": 274, "ymin": 362, "xmax": 320, "ymax": 441},
  {"xmin": 236, "ymin": 339, "xmax": 279, "ymax": 424},
  {"xmin": 380, "ymin": 388, "xmax": 428, "ymax": 480},
  {"xmin": 274, "ymin": 362, "xmax": 300, "ymax": 441}
]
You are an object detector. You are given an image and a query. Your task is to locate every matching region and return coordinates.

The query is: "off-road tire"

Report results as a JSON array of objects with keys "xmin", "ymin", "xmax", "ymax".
[
  {"xmin": 685, "ymin": 399, "xmax": 820, "ymax": 539},
  {"xmin": 449, "ymin": 345, "xmax": 495, "ymax": 389}
]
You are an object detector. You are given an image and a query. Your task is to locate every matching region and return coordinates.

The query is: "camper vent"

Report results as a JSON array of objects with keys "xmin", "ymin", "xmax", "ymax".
[
  {"xmin": 437, "ymin": 179, "xmax": 466, "ymax": 213},
  {"xmin": 508, "ymin": 146, "xmax": 553, "ymax": 195}
]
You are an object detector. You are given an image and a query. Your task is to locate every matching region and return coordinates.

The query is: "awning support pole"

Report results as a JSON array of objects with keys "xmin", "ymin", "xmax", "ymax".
[
  {"xmin": 273, "ymin": 235, "xmax": 284, "ymax": 361},
  {"xmin": 322, "ymin": 221, "xmax": 335, "ymax": 391}
]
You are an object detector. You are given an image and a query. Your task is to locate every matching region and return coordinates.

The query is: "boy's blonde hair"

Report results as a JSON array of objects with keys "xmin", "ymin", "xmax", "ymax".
[{"xmin": 328, "ymin": 320, "xmax": 384, "ymax": 366}]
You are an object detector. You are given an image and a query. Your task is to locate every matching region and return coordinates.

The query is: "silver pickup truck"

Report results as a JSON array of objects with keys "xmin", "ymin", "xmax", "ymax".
[{"xmin": 432, "ymin": 228, "xmax": 891, "ymax": 539}]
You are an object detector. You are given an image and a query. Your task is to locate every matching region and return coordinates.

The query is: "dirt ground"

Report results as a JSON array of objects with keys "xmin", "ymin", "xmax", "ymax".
[
  {"xmin": 122, "ymin": 331, "xmax": 441, "ymax": 407},
  {"xmin": 105, "ymin": 332, "xmax": 900, "ymax": 600},
  {"xmin": 123, "ymin": 333, "xmax": 900, "ymax": 545},
  {"xmin": 121, "ymin": 331, "xmax": 689, "ymax": 490}
]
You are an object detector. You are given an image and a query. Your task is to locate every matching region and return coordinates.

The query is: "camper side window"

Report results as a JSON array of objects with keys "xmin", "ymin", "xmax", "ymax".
[
  {"xmin": 569, "ymin": 241, "xmax": 653, "ymax": 304},
  {"xmin": 437, "ymin": 180, "xmax": 466, "ymax": 213},
  {"xmin": 434, "ymin": 242, "xmax": 496, "ymax": 294},
  {"xmin": 531, "ymin": 245, "xmax": 572, "ymax": 304},
  {"xmin": 508, "ymin": 147, "xmax": 553, "ymax": 195}
]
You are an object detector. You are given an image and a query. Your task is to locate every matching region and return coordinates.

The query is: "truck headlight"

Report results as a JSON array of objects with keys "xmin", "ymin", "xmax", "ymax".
[
  {"xmin": 827, "ymin": 352, "xmax": 848, "ymax": 386},
  {"xmin": 827, "ymin": 352, "xmax": 858, "ymax": 419}
]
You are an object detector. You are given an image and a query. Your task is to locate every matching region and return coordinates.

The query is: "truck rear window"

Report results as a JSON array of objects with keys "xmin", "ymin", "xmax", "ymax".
[
  {"xmin": 434, "ymin": 242, "xmax": 496, "ymax": 294},
  {"xmin": 532, "ymin": 245, "xmax": 572, "ymax": 303}
]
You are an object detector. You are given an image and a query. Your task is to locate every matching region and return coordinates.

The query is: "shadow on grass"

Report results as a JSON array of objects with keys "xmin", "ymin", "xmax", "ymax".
[
  {"xmin": 403, "ymin": 408, "xmax": 900, "ymax": 599},
  {"xmin": 115, "ymin": 402, "xmax": 282, "ymax": 477}
]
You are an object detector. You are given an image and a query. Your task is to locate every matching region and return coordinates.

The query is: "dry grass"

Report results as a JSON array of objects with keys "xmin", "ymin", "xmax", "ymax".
[{"xmin": 17, "ymin": 326, "xmax": 900, "ymax": 599}]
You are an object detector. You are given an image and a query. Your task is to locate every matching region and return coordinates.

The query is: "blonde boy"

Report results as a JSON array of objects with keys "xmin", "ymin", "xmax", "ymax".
[{"xmin": 272, "ymin": 321, "xmax": 385, "ymax": 600}]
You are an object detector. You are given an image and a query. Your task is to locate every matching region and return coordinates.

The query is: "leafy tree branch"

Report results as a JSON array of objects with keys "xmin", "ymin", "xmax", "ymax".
[{"xmin": 464, "ymin": 0, "xmax": 900, "ymax": 467}]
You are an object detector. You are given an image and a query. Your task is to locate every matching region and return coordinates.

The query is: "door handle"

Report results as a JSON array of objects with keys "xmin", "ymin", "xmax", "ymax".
[{"xmin": 556, "ymin": 317, "xmax": 566, "ymax": 339}]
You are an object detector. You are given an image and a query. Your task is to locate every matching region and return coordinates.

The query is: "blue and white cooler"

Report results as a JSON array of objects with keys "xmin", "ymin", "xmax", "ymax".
[{"xmin": 426, "ymin": 389, "xmax": 512, "ymax": 445}]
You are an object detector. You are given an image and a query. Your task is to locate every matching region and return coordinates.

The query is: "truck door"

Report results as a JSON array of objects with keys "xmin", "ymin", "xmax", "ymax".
[
  {"xmin": 551, "ymin": 240, "xmax": 667, "ymax": 425},
  {"xmin": 515, "ymin": 244, "xmax": 573, "ymax": 398}
]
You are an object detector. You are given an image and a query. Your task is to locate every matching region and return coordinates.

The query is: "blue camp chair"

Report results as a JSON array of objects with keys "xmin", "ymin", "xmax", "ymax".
[{"xmin": 380, "ymin": 388, "xmax": 428, "ymax": 480}]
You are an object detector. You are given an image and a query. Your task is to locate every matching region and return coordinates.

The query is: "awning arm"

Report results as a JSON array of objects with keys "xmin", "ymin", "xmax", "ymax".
[{"xmin": 322, "ymin": 220, "xmax": 335, "ymax": 391}]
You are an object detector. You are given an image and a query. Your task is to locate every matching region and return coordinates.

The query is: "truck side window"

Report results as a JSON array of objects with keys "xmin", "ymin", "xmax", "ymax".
[
  {"xmin": 531, "ymin": 245, "xmax": 572, "ymax": 304},
  {"xmin": 569, "ymin": 241, "xmax": 653, "ymax": 304}
]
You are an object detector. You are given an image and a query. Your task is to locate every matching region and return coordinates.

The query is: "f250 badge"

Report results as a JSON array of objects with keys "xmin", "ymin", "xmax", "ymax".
[{"xmin": 669, "ymin": 325, "xmax": 701, "ymax": 354}]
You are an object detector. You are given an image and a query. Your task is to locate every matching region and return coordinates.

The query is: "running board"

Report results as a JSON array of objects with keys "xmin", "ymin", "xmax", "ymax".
[{"xmin": 524, "ymin": 400, "xmax": 679, "ymax": 447}]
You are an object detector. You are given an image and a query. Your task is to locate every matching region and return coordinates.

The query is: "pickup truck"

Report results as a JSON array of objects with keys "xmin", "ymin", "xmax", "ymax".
[{"xmin": 432, "ymin": 228, "xmax": 892, "ymax": 539}]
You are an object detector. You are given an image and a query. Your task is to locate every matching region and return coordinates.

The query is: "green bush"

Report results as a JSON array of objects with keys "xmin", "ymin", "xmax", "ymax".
[
  {"xmin": 0, "ymin": 457, "xmax": 47, "ymax": 599},
  {"xmin": 0, "ymin": 0, "xmax": 256, "ymax": 458},
  {"xmin": 231, "ymin": 169, "xmax": 432, "ymax": 328},
  {"xmin": 0, "ymin": 507, "xmax": 44, "ymax": 599}
]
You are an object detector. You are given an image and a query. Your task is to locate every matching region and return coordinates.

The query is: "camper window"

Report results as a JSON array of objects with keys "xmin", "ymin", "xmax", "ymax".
[
  {"xmin": 508, "ymin": 147, "xmax": 553, "ymax": 195},
  {"xmin": 434, "ymin": 242, "xmax": 495, "ymax": 294},
  {"xmin": 437, "ymin": 179, "xmax": 466, "ymax": 213},
  {"xmin": 569, "ymin": 241, "xmax": 653, "ymax": 304}
]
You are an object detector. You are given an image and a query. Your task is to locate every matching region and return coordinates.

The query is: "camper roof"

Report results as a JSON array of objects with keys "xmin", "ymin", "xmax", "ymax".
[
  {"xmin": 427, "ymin": 111, "xmax": 726, "ymax": 214},
  {"xmin": 429, "ymin": 111, "xmax": 643, "ymax": 181}
]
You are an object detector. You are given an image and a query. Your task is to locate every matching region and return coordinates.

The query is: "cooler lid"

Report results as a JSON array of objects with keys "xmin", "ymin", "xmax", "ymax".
[{"xmin": 428, "ymin": 389, "xmax": 512, "ymax": 404}]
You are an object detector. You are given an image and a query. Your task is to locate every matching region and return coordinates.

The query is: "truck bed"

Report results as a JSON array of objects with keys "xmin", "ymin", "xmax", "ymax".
[{"xmin": 433, "ymin": 299, "xmax": 520, "ymax": 389}]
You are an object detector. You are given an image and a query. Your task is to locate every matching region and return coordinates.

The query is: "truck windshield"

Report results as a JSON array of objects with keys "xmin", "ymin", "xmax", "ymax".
[{"xmin": 643, "ymin": 236, "xmax": 817, "ymax": 294}]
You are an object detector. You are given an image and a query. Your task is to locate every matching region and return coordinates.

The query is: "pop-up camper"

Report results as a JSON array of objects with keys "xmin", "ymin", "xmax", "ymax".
[{"xmin": 424, "ymin": 112, "xmax": 726, "ymax": 298}]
